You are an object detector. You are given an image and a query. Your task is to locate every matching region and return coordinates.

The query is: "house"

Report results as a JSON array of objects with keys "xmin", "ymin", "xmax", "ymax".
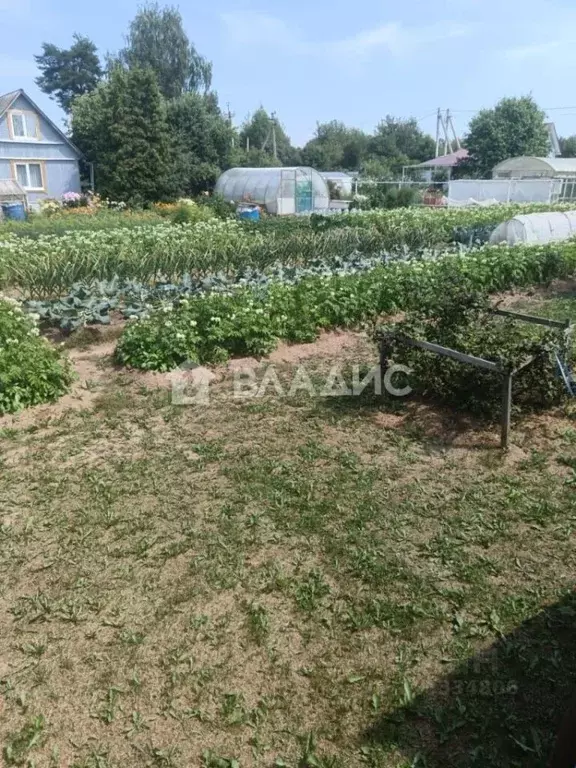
[{"xmin": 0, "ymin": 89, "xmax": 82, "ymax": 208}]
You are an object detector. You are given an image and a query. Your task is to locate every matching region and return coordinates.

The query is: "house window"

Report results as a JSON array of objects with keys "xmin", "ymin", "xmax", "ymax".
[
  {"xmin": 9, "ymin": 111, "xmax": 39, "ymax": 140},
  {"xmin": 14, "ymin": 163, "xmax": 44, "ymax": 190}
]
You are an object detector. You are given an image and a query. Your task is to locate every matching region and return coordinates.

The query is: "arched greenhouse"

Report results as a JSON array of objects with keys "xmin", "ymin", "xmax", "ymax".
[{"xmin": 214, "ymin": 167, "xmax": 330, "ymax": 215}]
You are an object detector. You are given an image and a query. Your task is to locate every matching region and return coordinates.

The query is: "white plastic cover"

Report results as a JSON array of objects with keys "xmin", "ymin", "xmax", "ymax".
[
  {"xmin": 214, "ymin": 167, "xmax": 330, "ymax": 215},
  {"xmin": 489, "ymin": 211, "xmax": 576, "ymax": 245},
  {"xmin": 447, "ymin": 179, "xmax": 563, "ymax": 207}
]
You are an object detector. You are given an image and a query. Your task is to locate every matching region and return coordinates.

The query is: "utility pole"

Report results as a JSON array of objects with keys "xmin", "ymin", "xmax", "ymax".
[
  {"xmin": 226, "ymin": 102, "xmax": 235, "ymax": 149},
  {"xmin": 446, "ymin": 109, "xmax": 461, "ymax": 151},
  {"xmin": 271, "ymin": 111, "xmax": 278, "ymax": 160},
  {"xmin": 435, "ymin": 108, "xmax": 442, "ymax": 158},
  {"xmin": 438, "ymin": 109, "xmax": 451, "ymax": 155}
]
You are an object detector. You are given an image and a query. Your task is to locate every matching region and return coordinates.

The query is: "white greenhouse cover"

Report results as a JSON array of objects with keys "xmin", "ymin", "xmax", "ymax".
[
  {"xmin": 489, "ymin": 211, "xmax": 576, "ymax": 245},
  {"xmin": 214, "ymin": 167, "xmax": 330, "ymax": 215},
  {"xmin": 447, "ymin": 179, "xmax": 562, "ymax": 207}
]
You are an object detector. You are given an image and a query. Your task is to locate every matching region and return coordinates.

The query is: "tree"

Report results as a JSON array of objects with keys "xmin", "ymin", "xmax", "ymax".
[
  {"xmin": 35, "ymin": 34, "xmax": 102, "ymax": 113},
  {"xmin": 120, "ymin": 3, "xmax": 212, "ymax": 99},
  {"xmin": 369, "ymin": 116, "xmax": 435, "ymax": 174},
  {"xmin": 460, "ymin": 96, "xmax": 549, "ymax": 178},
  {"xmin": 301, "ymin": 121, "xmax": 369, "ymax": 171},
  {"xmin": 560, "ymin": 136, "xmax": 576, "ymax": 158},
  {"xmin": 72, "ymin": 67, "xmax": 173, "ymax": 203},
  {"xmin": 168, "ymin": 92, "xmax": 235, "ymax": 194},
  {"xmin": 238, "ymin": 108, "xmax": 300, "ymax": 166}
]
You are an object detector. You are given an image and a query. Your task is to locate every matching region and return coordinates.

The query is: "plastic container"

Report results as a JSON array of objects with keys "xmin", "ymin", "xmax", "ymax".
[
  {"xmin": 237, "ymin": 205, "xmax": 260, "ymax": 221},
  {"xmin": 1, "ymin": 202, "xmax": 26, "ymax": 221}
]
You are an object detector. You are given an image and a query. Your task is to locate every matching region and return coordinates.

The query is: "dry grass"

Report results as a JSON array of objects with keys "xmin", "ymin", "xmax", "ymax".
[{"xmin": 0, "ymin": 295, "xmax": 575, "ymax": 768}]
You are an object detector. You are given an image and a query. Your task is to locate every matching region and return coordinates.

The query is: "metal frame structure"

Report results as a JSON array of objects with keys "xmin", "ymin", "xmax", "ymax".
[{"xmin": 379, "ymin": 310, "xmax": 574, "ymax": 450}]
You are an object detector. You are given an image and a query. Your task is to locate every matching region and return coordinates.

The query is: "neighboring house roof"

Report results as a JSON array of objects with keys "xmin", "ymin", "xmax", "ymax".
[
  {"xmin": 0, "ymin": 88, "xmax": 82, "ymax": 157},
  {"xmin": 415, "ymin": 149, "xmax": 469, "ymax": 168},
  {"xmin": 545, "ymin": 122, "xmax": 561, "ymax": 157},
  {"xmin": 493, "ymin": 156, "xmax": 576, "ymax": 175}
]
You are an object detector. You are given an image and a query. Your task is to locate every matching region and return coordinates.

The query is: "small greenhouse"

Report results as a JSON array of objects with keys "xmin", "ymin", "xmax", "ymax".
[
  {"xmin": 492, "ymin": 157, "xmax": 576, "ymax": 180},
  {"xmin": 214, "ymin": 167, "xmax": 330, "ymax": 215},
  {"xmin": 489, "ymin": 210, "xmax": 576, "ymax": 245}
]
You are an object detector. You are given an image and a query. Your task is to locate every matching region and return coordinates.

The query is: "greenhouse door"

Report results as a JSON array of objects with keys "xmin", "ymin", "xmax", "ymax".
[{"xmin": 295, "ymin": 169, "xmax": 314, "ymax": 213}]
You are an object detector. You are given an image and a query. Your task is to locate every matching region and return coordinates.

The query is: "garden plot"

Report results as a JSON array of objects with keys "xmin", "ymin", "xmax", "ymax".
[{"xmin": 1, "ymin": 289, "xmax": 575, "ymax": 768}]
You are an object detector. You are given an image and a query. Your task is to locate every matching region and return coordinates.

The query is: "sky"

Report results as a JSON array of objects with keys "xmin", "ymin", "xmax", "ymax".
[{"xmin": 2, "ymin": 0, "xmax": 576, "ymax": 148}]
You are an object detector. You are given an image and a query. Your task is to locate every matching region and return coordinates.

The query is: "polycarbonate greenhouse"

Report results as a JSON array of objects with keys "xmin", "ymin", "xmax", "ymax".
[{"xmin": 214, "ymin": 167, "xmax": 330, "ymax": 215}]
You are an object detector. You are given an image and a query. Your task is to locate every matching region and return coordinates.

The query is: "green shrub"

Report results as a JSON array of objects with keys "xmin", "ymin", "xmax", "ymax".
[
  {"xmin": 0, "ymin": 298, "xmax": 74, "ymax": 414},
  {"xmin": 195, "ymin": 194, "xmax": 236, "ymax": 220},
  {"xmin": 169, "ymin": 201, "xmax": 215, "ymax": 225},
  {"xmin": 115, "ymin": 241, "xmax": 576, "ymax": 371},
  {"xmin": 376, "ymin": 285, "xmax": 570, "ymax": 418}
]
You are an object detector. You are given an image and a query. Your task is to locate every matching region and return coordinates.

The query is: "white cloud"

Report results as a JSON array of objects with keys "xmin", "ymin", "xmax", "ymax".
[
  {"xmin": 0, "ymin": 55, "xmax": 37, "ymax": 78},
  {"xmin": 220, "ymin": 12, "xmax": 471, "ymax": 61},
  {"xmin": 504, "ymin": 40, "xmax": 562, "ymax": 61}
]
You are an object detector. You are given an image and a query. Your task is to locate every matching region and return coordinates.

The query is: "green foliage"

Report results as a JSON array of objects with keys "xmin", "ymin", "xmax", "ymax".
[
  {"xmin": 352, "ymin": 184, "xmax": 419, "ymax": 210},
  {"xmin": 2, "ymin": 204, "xmax": 574, "ymax": 298},
  {"xmin": 116, "ymin": 238, "xmax": 576, "ymax": 371},
  {"xmin": 35, "ymin": 33, "xmax": 102, "ymax": 112},
  {"xmin": 369, "ymin": 116, "xmax": 435, "ymax": 174},
  {"xmin": 0, "ymin": 209, "xmax": 164, "ymax": 239},
  {"xmin": 167, "ymin": 92, "xmax": 234, "ymax": 195},
  {"xmin": 168, "ymin": 201, "xmax": 215, "ymax": 225},
  {"xmin": 560, "ymin": 135, "xmax": 576, "ymax": 158},
  {"xmin": 302, "ymin": 120, "xmax": 370, "ymax": 172},
  {"xmin": 196, "ymin": 194, "xmax": 236, "ymax": 220},
  {"xmin": 3, "ymin": 715, "xmax": 45, "ymax": 766},
  {"xmin": 119, "ymin": 2, "xmax": 212, "ymax": 98},
  {"xmin": 0, "ymin": 298, "xmax": 74, "ymax": 414},
  {"xmin": 377, "ymin": 282, "xmax": 570, "ymax": 418},
  {"xmin": 460, "ymin": 96, "xmax": 549, "ymax": 178},
  {"xmin": 301, "ymin": 117, "xmax": 434, "ymax": 177},
  {"xmin": 238, "ymin": 108, "xmax": 300, "ymax": 166},
  {"xmin": 72, "ymin": 67, "xmax": 173, "ymax": 204}
]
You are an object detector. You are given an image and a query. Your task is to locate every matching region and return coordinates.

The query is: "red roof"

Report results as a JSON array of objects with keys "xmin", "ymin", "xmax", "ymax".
[{"xmin": 416, "ymin": 149, "xmax": 469, "ymax": 168}]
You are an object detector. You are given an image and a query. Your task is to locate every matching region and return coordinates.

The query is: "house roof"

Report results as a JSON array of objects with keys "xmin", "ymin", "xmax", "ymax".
[
  {"xmin": 415, "ymin": 149, "xmax": 469, "ymax": 168},
  {"xmin": 0, "ymin": 90, "xmax": 20, "ymax": 117},
  {"xmin": 0, "ymin": 179, "xmax": 26, "ymax": 200},
  {"xmin": 0, "ymin": 89, "xmax": 82, "ymax": 157}
]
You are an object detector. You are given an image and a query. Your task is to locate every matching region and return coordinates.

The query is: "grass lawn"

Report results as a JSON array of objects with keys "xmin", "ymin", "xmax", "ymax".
[{"xmin": 1, "ymin": 288, "xmax": 575, "ymax": 768}]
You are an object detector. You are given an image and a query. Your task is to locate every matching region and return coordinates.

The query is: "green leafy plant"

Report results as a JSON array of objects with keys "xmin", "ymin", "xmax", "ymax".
[
  {"xmin": 3, "ymin": 715, "xmax": 45, "ymax": 766},
  {"xmin": 116, "ymin": 239, "xmax": 576, "ymax": 371},
  {"xmin": 0, "ymin": 297, "xmax": 74, "ymax": 414},
  {"xmin": 375, "ymin": 282, "xmax": 572, "ymax": 418}
]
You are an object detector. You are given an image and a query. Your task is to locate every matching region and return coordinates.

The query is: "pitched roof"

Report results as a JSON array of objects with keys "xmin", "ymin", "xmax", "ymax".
[
  {"xmin": 415, "ymin": 149, "xmax": 469, "ymax": 168},
  {"xmin": 0, "ymin": 179, "xmax": 26, "ymax": 200},
  {"xmin": 0, "ymin": 88, "xmax": 82, "ymax": 157},
  {"xmin": 0, "ymin": 90, "xmax": 20, "ymax": 117}
]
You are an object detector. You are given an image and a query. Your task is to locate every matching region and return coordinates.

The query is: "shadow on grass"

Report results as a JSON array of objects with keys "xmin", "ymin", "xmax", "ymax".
[
  {"xmin": 315, "ymin": 385, "xmax": 504, "ymax": 450},
  {"xmin": 363, "ymin": 591, "xmax": 576, "ymax": 768}
]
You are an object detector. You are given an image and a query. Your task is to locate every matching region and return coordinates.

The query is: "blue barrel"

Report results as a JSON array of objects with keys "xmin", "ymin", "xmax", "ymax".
[
  {"xmin": 1, "ymin": 202, "xmax": 26, "ymax": 221},
  {"xmin": 237, "ymin": 205, "xmax": 260, "ymax": 221}
]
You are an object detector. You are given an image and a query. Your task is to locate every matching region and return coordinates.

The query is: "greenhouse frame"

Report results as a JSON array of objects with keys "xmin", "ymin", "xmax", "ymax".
[{"xmin": 215, "ymin": 167, "xmax": 330, "ymax": 215}]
